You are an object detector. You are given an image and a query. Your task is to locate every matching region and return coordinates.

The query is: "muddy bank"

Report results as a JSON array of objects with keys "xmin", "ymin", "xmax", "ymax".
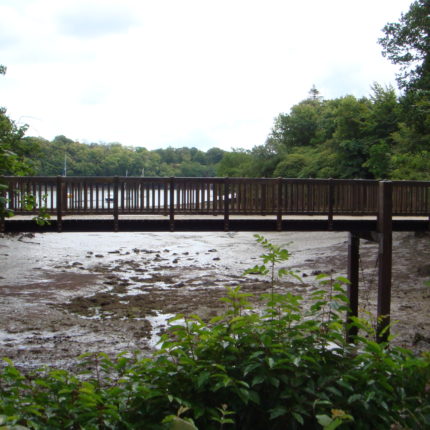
[{"xmin": 0, "ymin": 231, "xmax": 429, "ymax": 370}]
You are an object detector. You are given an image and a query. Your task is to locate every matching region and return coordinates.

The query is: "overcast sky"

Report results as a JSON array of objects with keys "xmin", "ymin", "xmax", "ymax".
[{"xmin": 1, "ymin": 0, "xmax": 413, "ymax": 151}]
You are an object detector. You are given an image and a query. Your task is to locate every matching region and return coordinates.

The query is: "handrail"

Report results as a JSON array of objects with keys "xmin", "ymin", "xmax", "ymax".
[{"xmin": 2, "ymin": 176, "xmax": 430, "ymax": 222}]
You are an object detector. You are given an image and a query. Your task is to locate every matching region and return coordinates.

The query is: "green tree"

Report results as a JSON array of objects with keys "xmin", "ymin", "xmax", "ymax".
[
  {"xmin": 271, "ymin": 97, "xmax": 322, "ymax": 149},
  {"xmin": 0, "ymin": 66, "xmax": 30, "ymax": 175},
  {"xmin": 362, "ymin": 84, "xmax": 400, "ymax": 178},
  {"xmin": 379, "ymin": 0, "xmax": 430, "ymax": 91},
  {"xmin": 216, "ymin": 149, "xmax": 253, "ymax": 177},
  {"xmin": 205, "ymin": 147, "xmax": 225, "ymax": 165},
  {"xmin": 245, "ymin": 143, "xmax": 281, "ymax": 177}
]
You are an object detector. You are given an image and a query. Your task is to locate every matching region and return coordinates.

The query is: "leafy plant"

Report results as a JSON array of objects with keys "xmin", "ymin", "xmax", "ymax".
[
  {"xmin": 23, "ymin": 194, "xmax": 51, "ymax": 226},
  {"xmin": 0, "ymin": 193, "xmax": 51, "ymax": 227},
  {"xmin": 0, "ymin": 183, "xmax": 13, "ymax": 220}
]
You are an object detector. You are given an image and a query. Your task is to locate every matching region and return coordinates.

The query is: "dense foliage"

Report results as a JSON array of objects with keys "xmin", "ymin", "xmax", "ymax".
[
  {"xmin": 0, "ymin": 66, "xmax": 31, "ymax": 177},
  {"xmin": 218, "ymin": 81, "xmax": 430, "ymax": 180},
  {"xmin": 0, "ymin": 66, "xmax": 36, "ymax": 221},
  {"xmin": 12, "ymin": 135, "xmax": 226, "ymax": 178},
  {"xmin": 379, "ymin": 0, "xmax": 430, "ymax": 92},
  {"xmin": 0, "ymin": 236, "xmax": 429, "ymax": 430}
]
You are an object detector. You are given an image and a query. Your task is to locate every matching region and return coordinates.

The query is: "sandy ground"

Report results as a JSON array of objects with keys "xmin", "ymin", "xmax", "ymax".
[{"xmin": 0, "ymin": 230, "xmax": 429, "ymax": 370}]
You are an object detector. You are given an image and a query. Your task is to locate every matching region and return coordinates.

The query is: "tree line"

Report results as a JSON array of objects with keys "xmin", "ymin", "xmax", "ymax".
[
  {"xmin": 1, "ymin": 0, "xmax": 429, "ymax": 180},
  {"xmin": 217, "ymin": 83, "xmax": 429, "ymax": 180},
  {"xmin": 13, "ymin": 135, "xmax": 226, "ymax": 177}
]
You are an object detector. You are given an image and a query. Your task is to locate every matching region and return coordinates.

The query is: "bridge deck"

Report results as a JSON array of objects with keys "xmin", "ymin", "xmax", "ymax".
[{"xmin": 3, "ymin": 214, "xmax": 428, "ymax": 233}]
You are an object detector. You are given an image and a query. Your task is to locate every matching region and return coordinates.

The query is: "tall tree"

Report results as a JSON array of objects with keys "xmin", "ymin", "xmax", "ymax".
[
  {"xmin": 379, "ymin": 0, "xmax": 430, "ymax": 92},
  {"xmin": 380, "ymin": 1, "xmax": 430, "ymax": 174},
  {"xmin": 0, "ymin": 65, "xmax": 30, "ymax": 175},
  {"xmin": 271, "ymin": 97, "xmax": 323, "ymax": 149}
]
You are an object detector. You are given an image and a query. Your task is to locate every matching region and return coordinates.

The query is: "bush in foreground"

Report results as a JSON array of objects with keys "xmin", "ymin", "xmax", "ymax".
[{"xmin": 0, "ymin": 236, "xmax": 429, "ymax": 429}]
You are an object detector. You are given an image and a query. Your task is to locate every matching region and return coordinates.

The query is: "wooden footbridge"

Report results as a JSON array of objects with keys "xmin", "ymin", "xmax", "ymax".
[{"xmin": 2, "ymin": 176, "xmax": 430, "ymax": 343}]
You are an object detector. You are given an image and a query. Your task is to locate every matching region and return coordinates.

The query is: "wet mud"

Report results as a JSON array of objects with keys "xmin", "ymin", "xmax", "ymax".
[{"xmin": 0, "ymin": 231, "xmax": 429, "ymax": 370}]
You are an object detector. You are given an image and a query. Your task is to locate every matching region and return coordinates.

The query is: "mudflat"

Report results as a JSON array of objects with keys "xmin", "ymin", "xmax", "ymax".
[{"xmin": 0, "ymin": 231, "xmax": 429, "ymax": 370}]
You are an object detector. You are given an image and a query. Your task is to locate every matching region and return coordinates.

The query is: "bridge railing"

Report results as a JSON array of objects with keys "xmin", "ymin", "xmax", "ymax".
[{"xmin": 2, "ymin": 176, "xmax": 430, "ymax": 218}]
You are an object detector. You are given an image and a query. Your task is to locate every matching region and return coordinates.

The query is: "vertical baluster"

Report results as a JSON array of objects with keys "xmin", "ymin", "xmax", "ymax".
[
  {"xmin": 140, "ymin": 180, "xmax": 144, "ymax": 212},
  {"xmin": 224, "ymin": 177, "xmax": 229, "ymax": 231},
  {"xmin": 56, "ymin": 176, "xmax": 63, "ymax": 232},
  {"xmin": 151, "ymin": 182, "xmax": 157, "ymax": 212},
  {"xmin": 170, "ymin": 177, "xmax": 175, "ymax": 231},
  {"xmin": 84, "ymin": 181, "xmax": 88, "ymax": 212},
  {"xmin": 157, "ymin": 181, "xmax": 161, "ymax": 212},
  {"xmin": 114, "ymin": 176, "xmax": 119, "ymax": 231},
  {"xmin": 328, "ymin": 179, "xmax": 334, "ymax": 229},
  {"xmin": 145, "ymin": 180, "xmax": 150, "ymax": 212},
  {"xmin": 277, "ymin": 178, "xmax": 283, "ymax": 231}
]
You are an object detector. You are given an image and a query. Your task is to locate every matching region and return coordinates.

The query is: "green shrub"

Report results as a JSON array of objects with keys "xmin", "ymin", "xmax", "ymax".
[{"xmin": 0, "ymin": 236, "xmax": 429, "ymax": 429}]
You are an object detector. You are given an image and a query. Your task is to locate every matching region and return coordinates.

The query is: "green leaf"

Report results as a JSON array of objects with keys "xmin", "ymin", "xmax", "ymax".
[
  {"xmin": 365, "ymin": 341, "xmax": 382, "ymax": 354},
  {"xmin": 197, "ymin": 371, "xmax": 210, "ymax": 388},
  {"xmin": 347, "ymin": 394, "xmax": 362, "ymax": 404},
  {"xmin": 238, "ymin": 388, "xmax": 250, "ymax": 404},
  {"xmin": 167, "ymin": 417, "xmax": 198, "ymax": 430},
  {"xmin": 292, "ymin": 411, "xmax": 304, "ymax": 425},
  {"xmin": 248, "ymin": 390, "xmax": 260, "ymax": 405},
  {"xmin": 269, "ymin": 406, "xmax": 287, "ymax": 420},
  {"xmin": 326, "ymin": 386, "xmax": 342, "ymax": 397},
  {"xmin": 325, "ymin": 418, "xmax": 344, "ymax": 430},
  {"xmin": 316, "ymin": 414, "xmax": 332, "ymax": 426},
  {"xmin": 251, "ymin": 374, "xmax": 266, "ymax": 386}
]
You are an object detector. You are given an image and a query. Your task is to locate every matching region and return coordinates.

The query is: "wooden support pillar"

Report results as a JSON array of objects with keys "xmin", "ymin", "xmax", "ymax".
[
  {"xmin": 56, "ymin": 176, "xmax": 63, "ymax": 232},
  {"xmin": 224, "ymin": 177, "xmax": 230, "ymax": 231},
  {"xmin": 346, "ymin": 232, "xmax": 360, "ymax": 342},
  {"xmin": 377, "ymin": 181, "xmax": 393, "ymax": 343},
  {"xmin": 113, "ymin": 176, "xmax": 119, "ymax": 232},
  {"xmin": 169, "ymin": 177, "xmax": 175, "ymax": 232}
]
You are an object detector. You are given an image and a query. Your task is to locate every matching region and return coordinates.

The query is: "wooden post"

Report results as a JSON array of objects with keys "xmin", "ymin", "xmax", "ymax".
[
  {"xmin": 346, "ymin": 232, "xmax": 360, "ymax": 342},
  {"xmin": 56, "ymin": 176, "xmax": 63, "ymax": 232},
  {"xmin": 377, "ymin": 180, "xmax": 392, "ymax": 343},
  {"xmin": 277, "ymin": 177, "xmax": 283, "ymax": 231},
  {"xmin": 113, "ymin": 176, "xmax": 119, "ymax": 232},
  {"xmin": 169, "ymin": 177, "xmax": 175, "ymax": 232},
  {"xmin": 224, "ymin": 177, "xmax": 230, "ymax": 231}
]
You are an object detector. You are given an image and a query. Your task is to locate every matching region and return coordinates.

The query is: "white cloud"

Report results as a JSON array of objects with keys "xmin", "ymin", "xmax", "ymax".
[
  {"xmin": 0, "ymin": 0, "xmax": 414, "ymax": 151},
  {"xmin": 57, "ymin": 0, "xmax": 139, "ymax": 38}
]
